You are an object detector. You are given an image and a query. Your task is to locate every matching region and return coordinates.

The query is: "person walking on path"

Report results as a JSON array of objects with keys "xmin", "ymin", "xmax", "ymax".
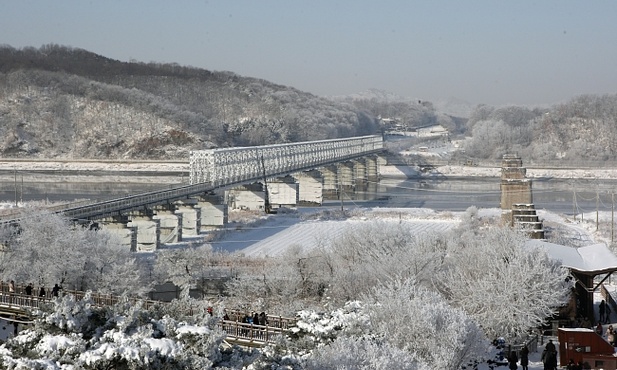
[
  {"xmin": 52, "ymin": 284, "xmax": 61, "ymax": 297},
  {"xmin": 24, "ymin": 283, "xmax": 33, "ymax": 296},
  {"xmin": 38, "ymin": 286, "xmax": 45, "ymax": 298},
  {"xmin": 8, "ymin": 280, "xmax": 15, "ymax": 293},
  {"xmin": 600, "ymin": 300, "xmax": 607, "ymax": 323},
  {"xmin": 520, "ymin": 344, "xmax": 530, "ymax": 370}
]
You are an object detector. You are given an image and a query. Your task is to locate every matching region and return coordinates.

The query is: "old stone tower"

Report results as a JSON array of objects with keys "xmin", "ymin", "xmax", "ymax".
[{"xmin": 500, "ymin": 154, "xmax": 544, "ymax": 239}]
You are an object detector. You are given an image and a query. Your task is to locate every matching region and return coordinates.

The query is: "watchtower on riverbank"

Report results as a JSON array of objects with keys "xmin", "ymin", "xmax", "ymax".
[{"xmin": 500, "ymin": 154, "xmax": 544, "ymax": 239}]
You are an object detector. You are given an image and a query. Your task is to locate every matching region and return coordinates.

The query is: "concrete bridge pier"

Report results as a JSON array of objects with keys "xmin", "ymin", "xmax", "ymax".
[
  {"xmin": 174, "ymin": 199, "xmax": 201, "ymax": 236},
  {"xmin": 366, "ymin": 155, "xmax": 379, "ymax": 182},
  {"xmin": 294, "ymin": 170, "xmax": 323, "ymax": 205},
  {"xmin": 353, "ymin": 159, "xmax": 368, "ymax": 187},
  {"xmin": 267, "ymin": 176, "xmax": 299, "ymax": 209},
  {"xmin": 195, "ymin": 194, "xmax": 228, "ymax": 232},
  {"xmin": 127, "ymin": 211, "xmax": 161, "ymax": 252},
  {"xmin": 226, "ymin": 183, "xmax": 266, "ymax": 211},
  {"xmin": 98, "ymin": 216, "xmax": 137, "ymax": 251},
  {"xmin": 152, "ymin": 207, "xmax": 182, "ymax": 244},
  {"xmin": 337, "ymin": 162, "xmax": 355, "ymax": 194},
  {"xmin": 320, "ymin": 165, "xmax": 338, "ymax": 198}
]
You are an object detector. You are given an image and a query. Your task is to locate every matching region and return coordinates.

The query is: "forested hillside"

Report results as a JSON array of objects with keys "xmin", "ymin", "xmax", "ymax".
[
  {"xmin": 0, "ymin": 45, "xmax": 442, "ymax": 159},
  {"xmin": 0, "ymin": 45, "xmax": 389, "ymax": 159},
  {"xmin": 462, "ymin": 94, "xmax": 617, "ymax": 163}
]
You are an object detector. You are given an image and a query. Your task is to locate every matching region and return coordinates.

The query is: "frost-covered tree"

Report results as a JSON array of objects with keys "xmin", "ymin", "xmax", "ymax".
[
  {"xmin": 363, "ymin": 277, "xmax": 488, "ymax": 369},
  {"xmin": 305, "ymin": 336, "xmax": 424, "ymax": 370},
  {"xmin": 153, "ymin": 244, "xmax": 215, "ymax": 296},
  {"xmin": 0, "ymin": 292, "xmax": 233, "ymax": 369},
  {"xmin": 0, "ymin": 210, "xmax": 147, "ymax": 295},
  {"xmin": 437, "ymin": 225, "xmax": 570, "ymax": 341}
]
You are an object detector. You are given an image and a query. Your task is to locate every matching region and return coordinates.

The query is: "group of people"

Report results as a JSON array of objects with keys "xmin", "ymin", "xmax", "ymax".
[
  {"xmin": 507, "ymin": 340, "xmax": 559, "ymax": 370},
  {"xmin": 240, "ymin": 312, "xmax": 268, "ymax": 326},
  {"xmin": 218, "ymin": 310, "xmax": 269, "ymax": 326},
  {"xmin": 7, "ymin": 280, "xmax": 62, "ymax": 298},
  {"xmin": 507, "ymin": 344, "xmax": 529, "ymax": 370},
  {"xmin": 598, "ymin": 323, "xmax": 617, "ymax": 346}
]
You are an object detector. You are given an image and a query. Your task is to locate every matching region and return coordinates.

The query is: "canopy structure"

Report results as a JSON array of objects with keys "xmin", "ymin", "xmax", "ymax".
[
  {"xmin": 526, "ymin": 240, "xmax": 617, "ymax": 275},
  {"xmin": 526, "ymin": 240, "xmax": 617, "ymax": 322}
]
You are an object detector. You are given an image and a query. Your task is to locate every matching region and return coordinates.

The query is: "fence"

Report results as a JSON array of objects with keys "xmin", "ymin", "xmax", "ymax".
[{"xmin": 218, "ymin": 320, "xmax": 286, "ymax": 344}]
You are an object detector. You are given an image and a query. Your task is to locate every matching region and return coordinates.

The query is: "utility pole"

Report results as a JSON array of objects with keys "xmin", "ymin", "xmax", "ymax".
[
  {"xmin": 573, "ymin": 188, "xmax": 576, "ymax": 222},
  {"xmin": 13, "ymin": 167, "xmax": 17, "ymax": 207},
  {"xmin": 597, "ymin": 191, "xmax": 599, "ymax": 231},
  {"xmin": 339, "ymin": 183, "xmax": 344, "ymax": 213}
]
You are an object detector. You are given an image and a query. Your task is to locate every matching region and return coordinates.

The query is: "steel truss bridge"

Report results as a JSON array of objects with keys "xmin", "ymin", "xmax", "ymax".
[{"xmin": 16, "ymin": 135, "xmax": 383, "ymax": 222}]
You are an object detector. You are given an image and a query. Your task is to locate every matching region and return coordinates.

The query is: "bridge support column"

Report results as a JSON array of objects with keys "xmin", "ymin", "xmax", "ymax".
[
  {"xmin": 337, "ymin": 162, "xmax": 355, "ymax": 193},
  {"xmin": 366, "ymin": 155, "xmax": 379, "ymax": 182},
  {"xmin": 267, "ymin": 176, "xmax": 299, "ymax": 209},
  {"xmin": 174, "ymin": 199, "xmax": 201, "ymax": 236},
  {"xmin": 294, "ymin": 170, "xmax": 323, "ymax": 205},
  {"xmin": 99, "ymin": 216, "xmax": 137, "ymax": 251},
  {"xmin": 195, "ymin": 194, "xmax": 228, "ymax": 231},
  {"xmin": 152, "ymin": 208, "xmax": 182, "ymax": 244},
  {"xmin": 320, "ymin": 165, "xmax": 338, "ymax": 198},
  {"xmin": 226, "ymin": 183, "xmax": 266, "ymax": 211},
  {"xmin": 353, "ymin": 159, "xmax": 367, "ymax": 187},
  {"xmin": 127, "ymin": 212, "xmax": 160, "ymax": 252}
]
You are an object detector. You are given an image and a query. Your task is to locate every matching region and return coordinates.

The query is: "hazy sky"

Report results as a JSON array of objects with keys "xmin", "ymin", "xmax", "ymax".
[{"xmin": 2, "ymin": 1, "xmax": 616, "ymax": 106}]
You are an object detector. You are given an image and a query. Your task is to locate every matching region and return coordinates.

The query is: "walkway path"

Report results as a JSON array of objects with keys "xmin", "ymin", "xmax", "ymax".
[{"xmin": 0, "ymin": 281, "xmax": 295, "ymax": 347}]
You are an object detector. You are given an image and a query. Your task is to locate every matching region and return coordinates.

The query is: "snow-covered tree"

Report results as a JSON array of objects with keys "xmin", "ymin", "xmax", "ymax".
[
  {"xmin": 153, "ymin": 243, "xmax": 215, "ymax": 297},
  {"xmin": 0, "ymin": 292, "xmax": 234, "ymax": 369},
  {"xmin": 437, "ymin": 225, "xmax": 570, "ymax": 341},
  {"xmin": 0, "ymin": 210, "xmax": 147, "ymax": 295},
  {"xmin": 363, "ymin": 277, "xmax": 488, "ymax": 369}
]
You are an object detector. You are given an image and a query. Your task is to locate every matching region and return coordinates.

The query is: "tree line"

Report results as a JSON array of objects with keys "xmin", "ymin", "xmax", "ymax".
[{"xmin": 0, "ymin": 206, "xmax": 572, "ymax": 368}]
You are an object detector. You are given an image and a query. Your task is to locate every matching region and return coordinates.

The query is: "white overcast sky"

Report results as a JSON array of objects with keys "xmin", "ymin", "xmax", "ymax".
[{"xmin": 2, "ymin": 0, "xmax": 616, "ymax": 106}]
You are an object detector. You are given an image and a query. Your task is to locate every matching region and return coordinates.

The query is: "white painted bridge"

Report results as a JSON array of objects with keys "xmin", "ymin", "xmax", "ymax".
[
  {"xmin": 189, "ymin": 135, "xmax": 383, "ymax": 187},
  {"xmin": 0, "ymin": 135, "xmax": 384, "ymax": 224}
]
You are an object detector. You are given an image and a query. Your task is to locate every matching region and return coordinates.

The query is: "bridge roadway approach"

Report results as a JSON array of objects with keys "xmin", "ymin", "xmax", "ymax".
[
  {"xmin": 1, "ymin": 135, "xmax": 384, "ymax": 251},
  {"xmin": 0, "ymin": 282, "xmax": 296, "ymax": 348}
]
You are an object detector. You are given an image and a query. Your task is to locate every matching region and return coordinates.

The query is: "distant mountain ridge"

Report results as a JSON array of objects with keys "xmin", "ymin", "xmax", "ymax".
[{"xmin": 0, "ymin": 45, "xmax": 462, "ymax": 160}]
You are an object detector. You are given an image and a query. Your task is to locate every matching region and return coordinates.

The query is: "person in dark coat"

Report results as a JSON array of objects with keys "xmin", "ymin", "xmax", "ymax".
[
  {"xmin": 253, "ymin": 312, "xmax": 260, "ymax": 325},
  {"xmin": 24, "ymin": 283, "xmax": 33, "ymax": 296},
  {"xmin": 38, "ymin": 286, "xmax": 46, "ymax": 297},
  {"xmin": 520, "ymin": 344, "xmax": 530, "ymax": 370},
  {"xmin": 259, "ymin": 312, "xmax": 267, "ymax": 326},
  {"xmin": 508, "ymin": 350, "xmax": 518, "ymax": 370},
  {"xmin": 52, "ymin": 284, "xmax": 61, "ymax": 297},
  {"xmin": 542, "ymin": 346, "xmax": 558, "ymax": 370},
  {"xmin": 600, "ymin": 300, "xmax": 607, "ymax": 323}
]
